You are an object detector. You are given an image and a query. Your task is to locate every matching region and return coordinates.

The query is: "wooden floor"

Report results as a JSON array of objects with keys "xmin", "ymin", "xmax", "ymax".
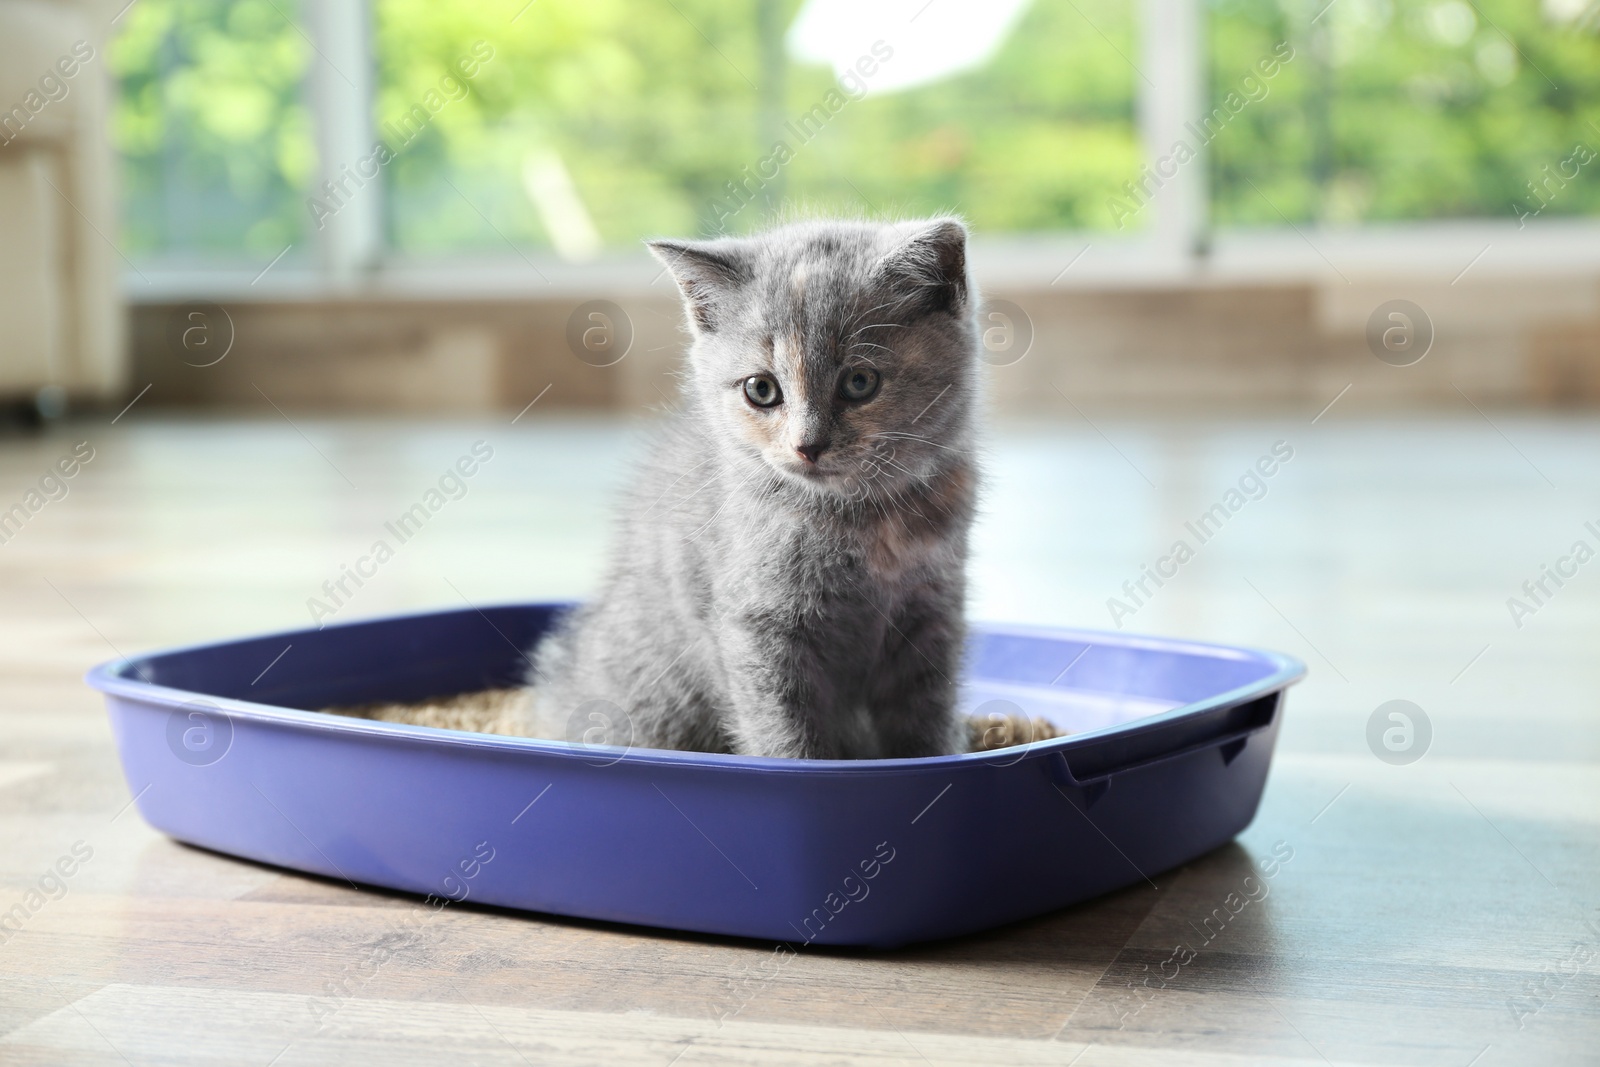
[{"xmin": 0, "ymin": 409, "xmax": 1596, "ymax": 1065}]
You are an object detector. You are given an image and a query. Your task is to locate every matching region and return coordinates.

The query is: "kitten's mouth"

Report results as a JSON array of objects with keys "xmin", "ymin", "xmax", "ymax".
[
  {"xmin": 767, "ymin": 448, "xmax": 890, "ymax": 494},
  {"xmin": 790, "ymin": 461, "xmax": 836, "ymax": 481},
  {"xmin": 775, "ymin": 456, "xmax": 845, "ymax": 488},
  {"xmin": 788, "ymin": 461, "xmax": 898, "ymax": 500}
]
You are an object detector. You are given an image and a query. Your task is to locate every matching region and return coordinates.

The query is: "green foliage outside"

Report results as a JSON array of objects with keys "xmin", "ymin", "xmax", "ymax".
[
  {"xmin": 111, "ymin": 0, "xmax": 314, "ymax": 257},
  {"xmin": 1210, "ymin": 0, "xmax": 1600, "ymax": 226},
  {"xmin": 109, "ymin": 0, "xmax": 1600, "ymax": 259},
  {"xmin": 371, "ymin": 0, "xmax": 1142, "ymax": 250}
]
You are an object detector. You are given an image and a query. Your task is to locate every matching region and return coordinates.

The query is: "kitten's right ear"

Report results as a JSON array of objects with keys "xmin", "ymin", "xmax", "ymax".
[
  {"xmin": 878, "ymin": 218, "xmax": 969, "ymax": 317},
  {"xmin": 647, "ymin": 239, "xmax": 750, "ymax": 335}
]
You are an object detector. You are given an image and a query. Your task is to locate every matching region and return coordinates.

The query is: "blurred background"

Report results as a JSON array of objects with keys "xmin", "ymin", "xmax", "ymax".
[{"xmin": 3, "ymin": 0, "xmax": 1598, "ymax": 415}]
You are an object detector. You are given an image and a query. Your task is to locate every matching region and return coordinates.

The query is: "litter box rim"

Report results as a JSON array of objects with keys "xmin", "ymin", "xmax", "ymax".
[{"xmin": 84, "ymin": 602, "xmax": 1306, "ymax": 777}]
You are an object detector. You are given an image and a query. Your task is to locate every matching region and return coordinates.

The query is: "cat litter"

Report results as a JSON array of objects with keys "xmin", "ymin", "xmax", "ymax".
[{"xmin": 87, "ymin": 603, "xmax": 1304, "ymax": 948}]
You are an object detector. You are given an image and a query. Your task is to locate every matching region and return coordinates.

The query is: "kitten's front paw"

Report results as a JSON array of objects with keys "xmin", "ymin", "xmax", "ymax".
[{"xmin": 968, "ymin": 711, "xmax": 1062, "ymax": 753}]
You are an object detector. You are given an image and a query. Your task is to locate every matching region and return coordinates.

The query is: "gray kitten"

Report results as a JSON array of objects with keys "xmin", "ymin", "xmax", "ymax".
[{"xmin": 528, "ymin": 217, "xmax": 980, "ymax": 759}]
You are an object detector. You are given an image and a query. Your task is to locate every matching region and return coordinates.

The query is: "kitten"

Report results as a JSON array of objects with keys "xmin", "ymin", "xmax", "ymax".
[{"xmin": 524, "ymin": 218, "xmax": 981, "ymax": 759}]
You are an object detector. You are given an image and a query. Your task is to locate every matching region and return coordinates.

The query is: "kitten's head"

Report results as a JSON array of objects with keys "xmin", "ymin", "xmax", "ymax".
[{"xmin": 649, "ymin": 218, "xmax": 978, "ymax": 501}]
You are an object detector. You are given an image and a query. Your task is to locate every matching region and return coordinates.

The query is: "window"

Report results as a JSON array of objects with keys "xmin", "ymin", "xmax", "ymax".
[
  {"xmin": 109, "ymin": 0, "xmax": 1600, "ymax": 274},
  {"xmin": 375, "ymin": 0, "xmax": 1141, "ymax": 256},
  {"xmin": 1208, "ymin": 0, "xmax": 1600, "ymax": 226}
]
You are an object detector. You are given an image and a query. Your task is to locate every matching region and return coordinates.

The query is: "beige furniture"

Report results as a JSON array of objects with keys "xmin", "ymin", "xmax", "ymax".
[{"xmin": 0, "ymin": 0, "xmax": 124, "ymax": 408}]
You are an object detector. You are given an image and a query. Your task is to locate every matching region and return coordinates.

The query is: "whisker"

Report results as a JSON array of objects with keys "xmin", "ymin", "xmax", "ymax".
[
  {"xmin": 682, "ymin": 459, "xmax": 768, "ymax": 542},
  {"xmin": 660, "ymin": 467, "xmax": 722, "ymax": 515},
  {"xmin": 846, "ymin": 321, "xmax": 908, "ymax": 340},
  {"xmin": 866, "ymin": 431, "xmax": 971, "ymax": 455},
  {"xmin": 643, "ymin": 454, "xmax": 716, "ymax": 514},
  {"xmin": 847, "ymin": 299, "xmax": 898, "ymax": 325}
]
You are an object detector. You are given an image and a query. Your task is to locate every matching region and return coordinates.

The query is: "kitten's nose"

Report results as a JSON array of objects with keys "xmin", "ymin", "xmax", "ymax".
[{"xmin": 795, "ymin": 442, "xmax": 826, "ymax": 464}]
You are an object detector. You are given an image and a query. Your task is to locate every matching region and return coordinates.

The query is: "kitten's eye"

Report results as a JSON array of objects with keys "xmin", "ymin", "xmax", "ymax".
[
  {"xmin": 743, "ymin": 374, "xmax": 782, "ymax": 408},
  {"xmin": 839, "ymin": 367, "xmax": 880, "ymax": 402}
]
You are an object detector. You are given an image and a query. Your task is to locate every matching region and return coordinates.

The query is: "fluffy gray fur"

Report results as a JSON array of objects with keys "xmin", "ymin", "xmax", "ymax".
[{"xmin": 525, "ymin": 218, "xmax": 980, "ymax": 759}]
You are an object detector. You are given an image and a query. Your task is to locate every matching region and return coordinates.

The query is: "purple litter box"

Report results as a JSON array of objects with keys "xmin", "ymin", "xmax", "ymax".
[{"xmin": 87, "ymin": 604, "xmax": 1304, "ymax": 948}]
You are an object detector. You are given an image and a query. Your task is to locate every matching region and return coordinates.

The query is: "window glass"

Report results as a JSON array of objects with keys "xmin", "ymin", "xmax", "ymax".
[
  {"xmin": 374, "ymin": 0, "xmax": 1142, "ymax": 257},
  {"xmin": 1208, "ymin": 0, "xmax": 1600, "ymax": 226},
  {"xmin": 112, "ymin": 0, "xmax": 316, "ymax": 259}
]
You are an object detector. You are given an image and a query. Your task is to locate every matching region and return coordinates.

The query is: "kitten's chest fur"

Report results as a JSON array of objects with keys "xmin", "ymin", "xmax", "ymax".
[
  {"xmin": 723, "ymin": 459, "xmax": 971, "ymax": 604},
  {"xmin": 671, "ymin": 432, "xmax": 974, "ymax": 750}
]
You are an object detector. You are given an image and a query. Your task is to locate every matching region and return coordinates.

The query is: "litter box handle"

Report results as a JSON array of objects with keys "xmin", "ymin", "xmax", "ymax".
[{"xmin": 1048, "ymin": 692, "xmax": 1279, "ymax": 789}]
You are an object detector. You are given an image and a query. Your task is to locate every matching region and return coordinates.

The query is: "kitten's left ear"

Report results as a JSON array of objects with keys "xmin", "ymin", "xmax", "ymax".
[
  {"xmin": 647, "ymin": 238, "xmax": 750, "ymax": 335},
  {"xmin": 879, "ymin": 218, "xmax": 969, "ymax": 316}
]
